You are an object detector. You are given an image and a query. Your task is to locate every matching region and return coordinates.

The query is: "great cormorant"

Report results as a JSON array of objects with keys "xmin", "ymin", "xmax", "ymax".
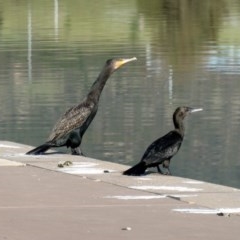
[
  {"xmin": 26, "ymin": 57, "xmax": 137, "ymax": 155},
  {"xmin": 123, "ymin": 106, "xmax": 202, "ymax": 176}
]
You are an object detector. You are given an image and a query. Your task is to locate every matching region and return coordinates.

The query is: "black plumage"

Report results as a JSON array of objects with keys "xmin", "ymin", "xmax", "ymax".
[
  {"xmin": 123, "ymin": 106, "xmax": 202, "ymax": 176},
  {"xmin": 26, "ymin": 57, "xmax": 137, "ymax": 156}
]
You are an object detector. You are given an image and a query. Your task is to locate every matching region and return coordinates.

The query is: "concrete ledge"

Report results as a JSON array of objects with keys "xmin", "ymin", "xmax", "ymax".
[
  {"xmin": 0, "ymin": 141, "xmax": 240, "ymax": 240},
  {"xmin": 1, "ymin": 141, "xmax": 240, "ymax": 210},
  {"xmin": 0, "ymin": 158, "xmax": 25, "ymax": 166}
]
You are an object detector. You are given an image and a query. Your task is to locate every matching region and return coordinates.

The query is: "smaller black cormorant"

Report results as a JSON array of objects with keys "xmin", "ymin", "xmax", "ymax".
[
  {"xmin": 26, "ymin": 57, "xmax": 137, "ymax": 156},
  {"xmin": 123, "ymin": 106, "xmax": 203, "ymax": 176}
]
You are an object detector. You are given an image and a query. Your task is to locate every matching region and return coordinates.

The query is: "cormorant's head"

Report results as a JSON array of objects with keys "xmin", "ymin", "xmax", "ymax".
[
  {"xmin": 174, "ymin": 106, "xmax": 203, "ymax": 120},
  {"xmin": 105, "ymin": 57, "xmax": 137, "ymax": 72}
]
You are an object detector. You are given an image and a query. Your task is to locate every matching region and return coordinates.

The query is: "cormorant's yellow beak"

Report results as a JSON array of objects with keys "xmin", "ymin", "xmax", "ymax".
[{"xmin": 114, "ymin": 57, "xmax": 137, "ymax": 70}]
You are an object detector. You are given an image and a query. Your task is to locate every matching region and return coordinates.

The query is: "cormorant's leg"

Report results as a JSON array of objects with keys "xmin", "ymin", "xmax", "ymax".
[
  {"xmin": 71, "ymin": 147, "xmax": 85, "ymax": 156},
  {"xmin": 163, "ymin": 160, "xmax": 171, "ymax": 175},
  {"xmin": 156, "ymin": 165, "xmax": 163, "ymax": 174},
  {"xmin": 68, "ymin": 131, "xmax": 83, "ymax": 155},
  {"xmin": 164, "ymin": 168, "xmax": 172, "ymax": 175}
]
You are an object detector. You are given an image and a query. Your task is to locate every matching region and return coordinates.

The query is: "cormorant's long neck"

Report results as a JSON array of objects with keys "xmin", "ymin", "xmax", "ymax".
[
  {"xmin": 87, "ymin": 67, "xmax": 112, "ymax": 102},
  {"xmin": 173, "ymin": 116, "xmax": 185, "ymax": 137}
]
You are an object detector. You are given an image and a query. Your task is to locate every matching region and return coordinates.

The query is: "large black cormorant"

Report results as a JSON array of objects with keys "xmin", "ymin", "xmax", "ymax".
[
  {"xmin": 26, "ymin": 57, "xmax": 137, "ymax": 155},
  {"xmin": 123, "ymin": 106, "xmax": 202, "ymax": 176}
]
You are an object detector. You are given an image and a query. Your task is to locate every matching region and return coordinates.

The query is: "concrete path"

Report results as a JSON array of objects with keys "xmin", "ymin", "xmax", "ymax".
[{"xmin": 0, "ymin": 141, "xmax": 240, "ymax": 240}]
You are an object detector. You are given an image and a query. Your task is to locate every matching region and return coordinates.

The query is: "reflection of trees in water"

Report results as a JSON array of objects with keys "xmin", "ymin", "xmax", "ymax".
[{"xmin": 137, "ymin": 0, "xmax": 230, "ymax": 60}]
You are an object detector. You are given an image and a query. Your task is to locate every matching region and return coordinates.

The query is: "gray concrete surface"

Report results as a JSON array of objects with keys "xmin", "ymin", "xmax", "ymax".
[{"xmin": 0, "ymin": 141, "xmax": 240, "ymax": 240}]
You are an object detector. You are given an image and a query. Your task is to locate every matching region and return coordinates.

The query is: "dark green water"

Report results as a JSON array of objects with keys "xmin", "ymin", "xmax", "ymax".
[{"xmin": 1, "ymin": 0, "xmax": 240, "ymax": 188}]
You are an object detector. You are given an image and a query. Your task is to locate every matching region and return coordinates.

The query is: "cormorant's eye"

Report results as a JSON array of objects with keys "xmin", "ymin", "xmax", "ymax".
[{"xmin": 106, "ymin": 59, "xmax": 113, "ymax": 65}]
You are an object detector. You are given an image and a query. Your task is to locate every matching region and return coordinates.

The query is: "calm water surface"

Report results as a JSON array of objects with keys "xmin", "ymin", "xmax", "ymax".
[{"xmin": 1, "ymin": 0, "xmax": 240, "ymax": 188}]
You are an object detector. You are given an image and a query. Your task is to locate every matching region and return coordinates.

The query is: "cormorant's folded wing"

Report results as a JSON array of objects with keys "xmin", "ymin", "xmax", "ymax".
[
  {"xmin": 141, "ymin": 131, "xmax": 182, "ymax": 164},
  {"xmin": 48, "ymin": 101, "xmax": 95, "ymax": 141}
]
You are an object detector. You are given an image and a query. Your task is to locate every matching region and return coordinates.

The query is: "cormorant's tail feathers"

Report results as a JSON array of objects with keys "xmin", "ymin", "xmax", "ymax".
[
  {"xmin": 123, "ymin": 162, "xmax": 147, "ymax": 176},
  {"xmin": 26, "ymin": 143, "xmax": 51, "ymax": 155}
]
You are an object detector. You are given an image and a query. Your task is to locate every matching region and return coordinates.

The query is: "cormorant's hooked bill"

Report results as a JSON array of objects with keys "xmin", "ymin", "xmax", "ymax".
[
  {"xmin": 112, "ymin": 57, "xmax": 137, "ymax": 70},
  {"xmin": 123, "ymin": 106, "xmax": 203, "ymax": 176},
  {"xmin": 189, "ymin": 108, "xmax": 203, "ymax": 113}
]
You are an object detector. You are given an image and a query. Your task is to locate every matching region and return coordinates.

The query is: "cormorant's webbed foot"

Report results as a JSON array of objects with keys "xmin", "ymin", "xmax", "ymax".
[
  {"xmin": 164, "ymin": 168, "xmax": 172, "ymax": 175},
  {"xmin": 71, "ymin": 147, "xmax": 85, "ymax": 156}
]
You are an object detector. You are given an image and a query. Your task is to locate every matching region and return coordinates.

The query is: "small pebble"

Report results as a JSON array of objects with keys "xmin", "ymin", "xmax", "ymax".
[
  {"xmin": 57, "ymin": 161, "xmax": 73, "ymax": 168},
  {"xmin": 63, "ymin": 161, "xmax": 73, "ymax": 166},
  {"xmin": 121, "ymin": 227, "xmax": 132, "ymax": 231},
  {"xmin": 217, "ymin": 212, "xmax": 231, "ymax": 217},
  {"xmin": 57, "ymin": 163, "xmax": 64, "ymax": 168}
]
